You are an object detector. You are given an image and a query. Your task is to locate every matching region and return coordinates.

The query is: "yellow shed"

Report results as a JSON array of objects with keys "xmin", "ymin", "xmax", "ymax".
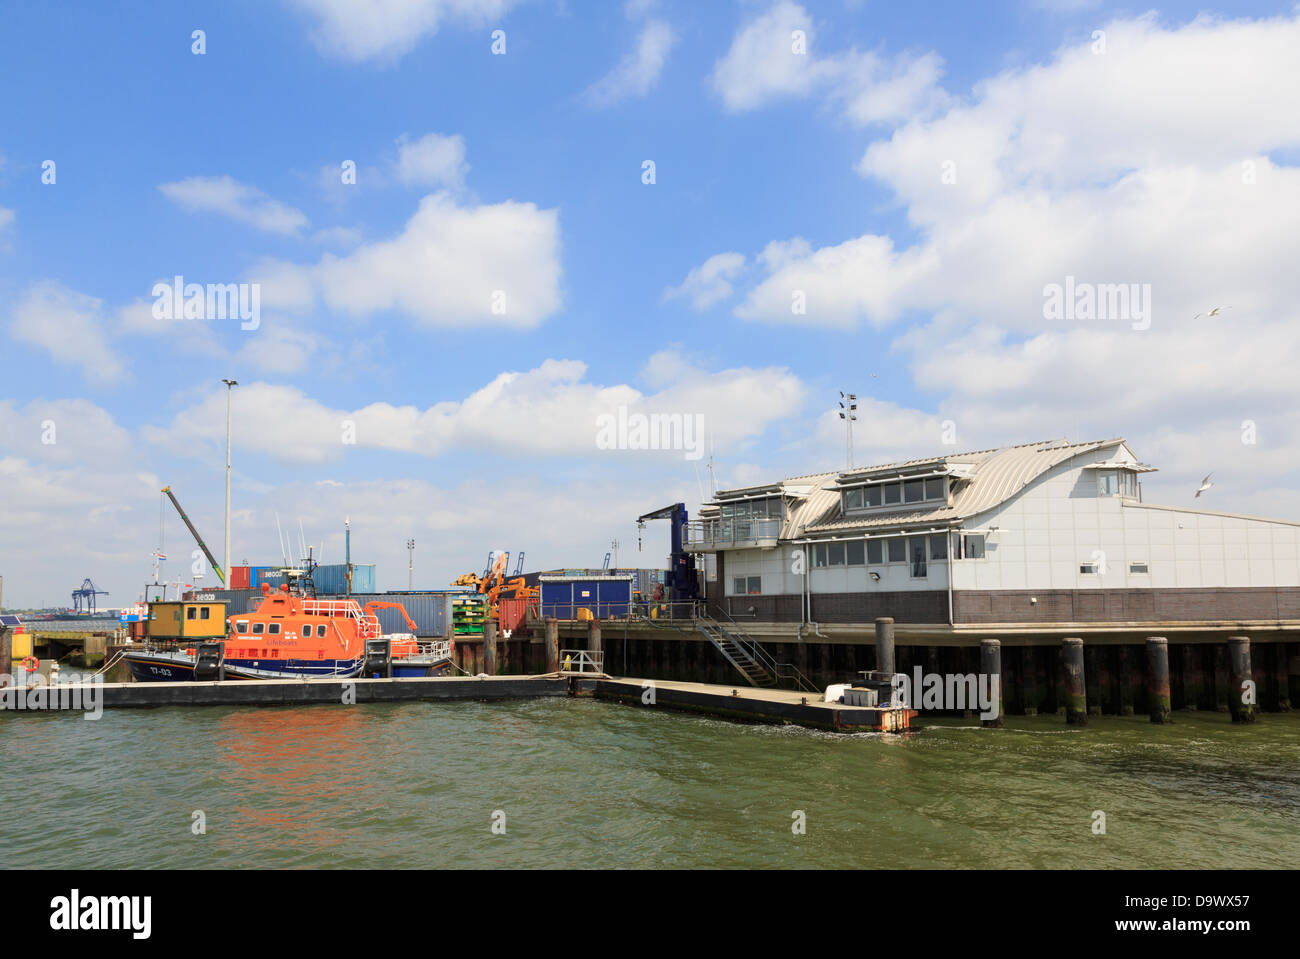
[{"xmin": 145, "ymin": 602, "xmax": 228, "ymax": 640}]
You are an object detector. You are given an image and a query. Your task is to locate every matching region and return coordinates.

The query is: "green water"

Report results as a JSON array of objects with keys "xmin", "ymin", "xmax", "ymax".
[{"xmin": 2, "ymin": 699, "xmax": 1298, "ymax": 869}]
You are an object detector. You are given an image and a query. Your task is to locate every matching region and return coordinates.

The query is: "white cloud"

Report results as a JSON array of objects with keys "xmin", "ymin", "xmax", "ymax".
[
  {"xmin": 8, "ymin": 281, "xmax": 127, "ymax": 386},
  {"xmin": 584, "ymin": 19, "xmax": 676, "ymax": 108},
  {"xmin": 116, "ymin": 297, "xmax": 225, "ymax": 357},
  {"xmin": 662, "ymin": 252, "xmax": 746, "ymax": 310},
  {"xmin": 159, "ymin": 175, "xmax": 309, "ymax": 236},
  {"xmin": 0, "ymin": 207, "xmax": 13, "ymax": 231},
  {"xmin": 710, "ymin": 1, "xmax": 945, "ymax": 122},
  {"xmin": 262, "ymin": 192, "xmax": 563, "ymax": 329},
  {"xmin": 288, "ymin": 0, "xmax": 520, "ymax": 62},
  {"xmin": 141, "ymin": 353, "xmax": 806, "ymax": 464},
  {"xmin": 394, "ymin": 132, "xmax": 469, "ymax": 189}
]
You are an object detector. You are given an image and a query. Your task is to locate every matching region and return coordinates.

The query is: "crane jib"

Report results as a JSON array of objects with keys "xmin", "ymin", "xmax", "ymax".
[{"xmin": 161, "ymin": 486, "xmax": 227, "ymax": 586}]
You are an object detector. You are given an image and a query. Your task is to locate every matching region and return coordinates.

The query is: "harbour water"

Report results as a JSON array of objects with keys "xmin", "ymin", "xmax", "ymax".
[{"xmin": 2, "ymin": 699, "xmax": 1298, "ymax": 869}]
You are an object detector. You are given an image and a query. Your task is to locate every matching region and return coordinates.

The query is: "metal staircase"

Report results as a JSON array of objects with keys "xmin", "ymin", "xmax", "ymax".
[{"xmin": 696, "ymin": 612, "xmax": 816, "ymax": 692}]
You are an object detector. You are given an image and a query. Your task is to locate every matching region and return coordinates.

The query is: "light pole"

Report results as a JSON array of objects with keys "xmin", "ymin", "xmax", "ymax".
[
  {"xmin": 839, "ymin": 391, "xmax": 858, "ymax": 469},
  {"xmin": 407, "ymin": 539, "xmax": 415, "ymax": 591},
  {"xmin": 222, "ymin": 379, "xmax": 237, "ymax": 580}
]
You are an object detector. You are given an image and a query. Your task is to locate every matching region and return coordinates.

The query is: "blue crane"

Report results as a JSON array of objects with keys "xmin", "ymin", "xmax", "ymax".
[{"xmin": 72, "ymin": 578, "xmax": 109, "ymax": 614}]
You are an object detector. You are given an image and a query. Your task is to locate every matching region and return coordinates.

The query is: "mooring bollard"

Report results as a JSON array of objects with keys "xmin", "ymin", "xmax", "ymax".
[
  {"xmin": 1062, "ymin": 638, "xmax": 1086, "ymax": 725},
  {"xmin": 483, "ymin": 620, "xmax": 498, "ymax": 676},
  {"xmin": 874, "ymin": 617, "xmax": 895, "ymax": 675},
  {"xmin": 1227, "ymin": 636, "xmax": 1257, "ymax": 724},
  {"xmin": 544, "ymin": 617, "xmax": 559, "ymax": 674},
  {"xmin": 1147, "ymin": 637, "xmax": 1171, "ymax": 724},
  {"xmin": 980, "ymin": 639, "xmax": 1003, "ymax": 728}
]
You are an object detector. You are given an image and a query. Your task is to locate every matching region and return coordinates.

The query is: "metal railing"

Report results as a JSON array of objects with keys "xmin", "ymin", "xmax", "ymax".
[
  {"xmin": 685, "ymin": 518, "xmax": 782, "ymax": 550},
  {"xmin": 701, "ymin": 609, "xmax": 817, "ymax": 693},
  {"xmin": 559, "ymin": 649, "xmax": 604, "ymax": 675}
]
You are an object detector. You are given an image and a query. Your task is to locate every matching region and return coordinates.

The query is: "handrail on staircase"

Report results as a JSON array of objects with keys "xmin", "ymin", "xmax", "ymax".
[{"xmin": 696, "ymin": 608, "xmax": 817, "ymax": 693}]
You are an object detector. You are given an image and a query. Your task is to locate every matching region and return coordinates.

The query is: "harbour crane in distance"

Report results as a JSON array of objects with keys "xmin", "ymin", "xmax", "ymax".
[
  {"xmin": 71, "ymin": 578, "xmax": 109, "ymax": 614},
  {"xmin": 161, "ymin": 486, "xmax": 226, "ymax": 586}
]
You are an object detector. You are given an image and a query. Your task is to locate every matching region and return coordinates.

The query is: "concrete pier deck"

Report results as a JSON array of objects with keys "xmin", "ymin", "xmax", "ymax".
[
  {"xmin": 593, "ymin": 677, "xmax": 915, "ymax": 732},
  {"xmin": 2, "ymin": 674, "xmax": 569, "ymax": 710}
]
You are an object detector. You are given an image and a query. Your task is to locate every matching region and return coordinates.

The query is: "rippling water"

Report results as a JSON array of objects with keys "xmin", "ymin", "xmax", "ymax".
[{"xmin": 3, "ymin": 699, "xmax": 1298, "ymax": 868}]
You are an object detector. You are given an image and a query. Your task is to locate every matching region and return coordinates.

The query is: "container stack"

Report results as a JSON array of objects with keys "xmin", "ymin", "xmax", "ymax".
[{"xmin": 452, "ymin": 594, "xmax": 488, "ymax": 635}]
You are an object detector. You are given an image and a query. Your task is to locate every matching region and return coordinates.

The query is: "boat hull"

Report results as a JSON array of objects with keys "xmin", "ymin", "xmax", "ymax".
[{"xmin": 123, "ymin": 649, "xmax": 363, "ymax": 682}]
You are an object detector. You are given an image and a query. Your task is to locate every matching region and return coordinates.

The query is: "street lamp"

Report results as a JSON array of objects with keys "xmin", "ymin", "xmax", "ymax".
[
  {"xmin": 407, "ymin": 539, "xmax": 415, "ymax": 591},
  {"xmin": 222, "ymin": 379, "xmax": 238, "ymax": 580},
  {"xmin": 838, "ymin": 391, "xmax": 858, "ymax": 469}
]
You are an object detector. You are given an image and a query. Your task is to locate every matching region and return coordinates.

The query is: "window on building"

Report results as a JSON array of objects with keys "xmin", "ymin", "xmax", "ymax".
[
  {"xmin": 845, "ymin": 488, "xmax": 863, "ymax": 510},
  {"xmin": 252, "ymin": 622, "xmax": 265, "ymax": 635},
  {"xmin": 828, "ymin": 543, "xmax": 846, "ymax": 566},
  {"xmin": 733, "ymin": 577, "xmax": 746, "ymax": 594},
  {"xmin": 1129, "ymin": 562, "xmax": 1149, "ymax": 574},
  {"xmin": 962, "ymin": 534, "xmax": 986, "ymax": 559},
  {"xmin": 268, "ymin": 623, "xmax": 281, "ymax": 635},
  {"xmin": 200, "ymin": 607, "xmax": 210, "ymax": 620},
  {"xmin": 1098, "ymin": 471, "xmax": 1120, "ymax": 495},
  {"xmin": 186, "ymin": 607, "xmax": 197, "ymax": 620},
  {"xmin": 813, "ymin": 544, "xmax": 828, "ymax": 568},
  {"xmin": 884, "ymin": 483, "xmax": 902, "ymax": 505},
  {"xmin": 743, "ymin": 577, "xmax": 762, "ymax": 595},
  {"xmin": 887, "ymin": 538, "xmax": 906, "ymax": 563},
  {"xmin": 1079, "ymin": 563, "xmax": 1098, "ymax": 574},
  {"xmin": 910, "ymin": 538, "xmax": 928, "ymax": 578},
  {"xmin": 925, "ymin": 477, "xmax": 945, "ymax": 501},
  {"xmin": 865, "ymin": 485, "xmax": 883, "ymax": 507},
  {"xmin": 235, "ymin": 621, "xmax": 248, "ymax": 634},
  {"xmin": 904, "ymin": 479, "xmax": 925, "ymax": 503},
  {"xmin": 930, "ymin": 534, "xmax": 948, "ymax": 560},
  {"xmin": 1121, "ymin": 472, "xmax": 1138, "ymax": 496},
  {"xmin": 867, "ymin": 540, "xmax": 883, "ymax": 565},
  {"xmin": 847, "ymin": 541, "xmax": 865, "ymax": 566}
]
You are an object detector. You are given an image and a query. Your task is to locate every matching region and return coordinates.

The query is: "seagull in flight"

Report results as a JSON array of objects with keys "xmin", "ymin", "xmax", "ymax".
[
  {"xmin": 1195, "ymin": 473, "xmax": 1214, "ymax": 498},
  {"xmin": 1192, "ymin": 306, "xmax": 1230, "ymax": 319}
]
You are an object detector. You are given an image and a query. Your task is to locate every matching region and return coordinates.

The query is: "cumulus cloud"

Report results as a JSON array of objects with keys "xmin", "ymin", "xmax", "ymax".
[
  {"xmin": 662, "ymin": 252, "xmax": 746, "ymax": 310},
  {"xmin": 8, "ymin": 281, "xmax": 127, "ymax": 386},
  {"xmin": 710, "ymin": 0, "xmax": 945, "ymax": 123},
  {"xmin": 141, "ymin": 352, "xmax": 806, "ymax": 464},
  {"xmin": 159, "ymin": 175, "xmax": 309, "ymax": 236},
  {"xmin": 394, "ymin": 132, "xmax": 469, "ymax": 189},
  {"xmin": 255, "ymin": 192, "xmax": 563, "ymax": 329},
  {"xmin": 584, "ymin": 19, "xmax": 675, "ymax": 108},
  {"xmin": 288, "ymin": 0, "xmax": 520, "ymax": 62}
]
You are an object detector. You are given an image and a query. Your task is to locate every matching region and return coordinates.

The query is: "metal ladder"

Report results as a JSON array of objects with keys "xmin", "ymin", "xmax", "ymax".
[{"xmin": 696, "ymin": 613, "xmax": 817, "ymax": 692}]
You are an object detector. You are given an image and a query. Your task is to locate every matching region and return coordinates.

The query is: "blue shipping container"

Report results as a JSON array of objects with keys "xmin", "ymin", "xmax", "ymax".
[
  {"xmin": 312, "ymin": 564, "xmax": 375, "ymax": 595},
  {"xmin": 539, "ymin": 576, "xmax": 632, "ymax": 620},
  {"xmin": 338, "ymin": 592, "xmax": 452, "ymax": 637}
]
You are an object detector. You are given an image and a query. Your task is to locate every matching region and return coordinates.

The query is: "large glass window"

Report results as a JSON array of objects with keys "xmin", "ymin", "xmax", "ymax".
[
  {"xmin": 813, "ymin": 545, "xmax": 828, "ymax": 568},
  {"xmin": 828, "ymin": 543, "xmax": 846, "ymax": 566},
  {"xmin": 930, "ymin": 534, "xmax": 948, "ymax": 560},
  {"xmin": 925, "ymin": 477, "xmax": 945, "ymax": 500},
  {"xmin": 904, "ymin": 479, "xmax": 925, "ymax": 503},
  {"xmin": 733, "ymin": 577, "xmax": 747, "ymax": 594},
  {"xmin": 744, "ymin": 576, "xmax": 761, "ymax": 594},
  {"xmin": 962, "ymin": 534, "xmax": 986, "ymax": 559},
  {"xmin": 884, "ymin": 483, "xmax": 902, "ymax": 505},
  {"xmin": 867, "ymin": 540, "xmax": 883, "ymax": 565},
  {"xmin": 910, "ymin": 538, "xmax": 928, "ymax": 578},
  {"xmin": 865, "ymin": 485, "xmax": 883, "ymax": 507},
  {"xmin": 1099, "ymin": 471, "xmax": 1120, "ymax": 495},
  {"xmin": 844, "ymin": 488, "xmax": 863, "ymax": 510},
  {"xmin": 847, "ymin": 541, "xmax": 865, "ymax": 566},
  {"xmin": 887, "ymin": 539, "xmax": 906, "ymax": 563}
]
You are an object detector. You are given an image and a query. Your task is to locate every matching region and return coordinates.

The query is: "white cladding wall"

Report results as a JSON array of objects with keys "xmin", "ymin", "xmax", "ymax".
[{"xmin": 722, "ymin": 453, "xmax": 1300, "ymax": 596}]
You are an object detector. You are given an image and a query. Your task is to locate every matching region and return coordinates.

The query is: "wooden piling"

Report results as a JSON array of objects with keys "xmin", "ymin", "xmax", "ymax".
[
  {"xmin": 980, "ymin": 639, "xmax": 1003, "ymax": 728},
  {"xmin": 874, "ymin": 618, "xmax": 895, "ymax": 674},
  {"xmin": 1021, "ymin": 646, "xmax": 1039, "ymax": 716},
  {"xmin": 1062, "ymin": 638, "xmax": 1086, "ymax": 725},
  {"xmin": 0, "ymin": 628, "xmax": 10, "ymax": 687},
  {"xmin": 1146, "ymin": 637, "xmax": 1171, "ymax": 724},
  {"xmin": 544, "ymin": 617, "xmax": 559, "ymax": 674},
  {"xmin": 1227, "ymin": 636, "xmax": 1257, "ymax": 724},
  {"xmin": 483, "ymin": 621, "xmax": 498, "ymax": 676}
]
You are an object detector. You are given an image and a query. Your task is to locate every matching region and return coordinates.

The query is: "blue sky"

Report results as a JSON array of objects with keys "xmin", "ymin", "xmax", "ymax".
[{"xmin": 2, "ymin": 0, "xmax": 1298, "ymax": 606}]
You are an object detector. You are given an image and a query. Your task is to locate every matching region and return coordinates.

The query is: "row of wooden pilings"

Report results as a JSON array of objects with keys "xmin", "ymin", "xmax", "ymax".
[
  {"xmin": 474, "ymin": 617, "xmax": 592, "ymax": 676},
  {"xmin": 873, "ymin": 618, "xmax": 1263, "ymax": 727}
]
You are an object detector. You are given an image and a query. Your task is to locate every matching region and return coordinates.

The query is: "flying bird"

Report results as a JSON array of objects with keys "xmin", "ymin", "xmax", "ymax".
[
  {"xmin": 1195, "ymin": 473, "xmax": 1214, "ymax": 498},
  {"xmin": 1192, "ymin": 306, "xmax": 1230, "ymax": 319}
]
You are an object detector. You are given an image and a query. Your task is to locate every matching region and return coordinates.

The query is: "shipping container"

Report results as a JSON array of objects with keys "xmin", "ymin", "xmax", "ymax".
[
  {"xmin": 539, "ymin": 575, "xmax": 633, "ymax": 620},
  {"xmin": 341, "ymin": 592, "xmax": 455, "ymax": 637},
  {"xmin": 497, "ymin": 596, "xmax": 536, "ymax": 634},
  {"xmin": 230, "ymin": 565, "xmax": 251, "ymax": 589},
  {"xmin": 312, "ymin": 564, "xmax": 376, "ymax": 595}
]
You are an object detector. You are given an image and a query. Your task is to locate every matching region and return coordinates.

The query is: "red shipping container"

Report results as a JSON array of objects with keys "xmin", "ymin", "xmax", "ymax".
[
  {"xmin": 498, "ymin": 597, "xmax": 528, "ymax": 635},
  {"xmin": 230, "ymin": 565, "xmax": 251, "ymax": 589}
]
